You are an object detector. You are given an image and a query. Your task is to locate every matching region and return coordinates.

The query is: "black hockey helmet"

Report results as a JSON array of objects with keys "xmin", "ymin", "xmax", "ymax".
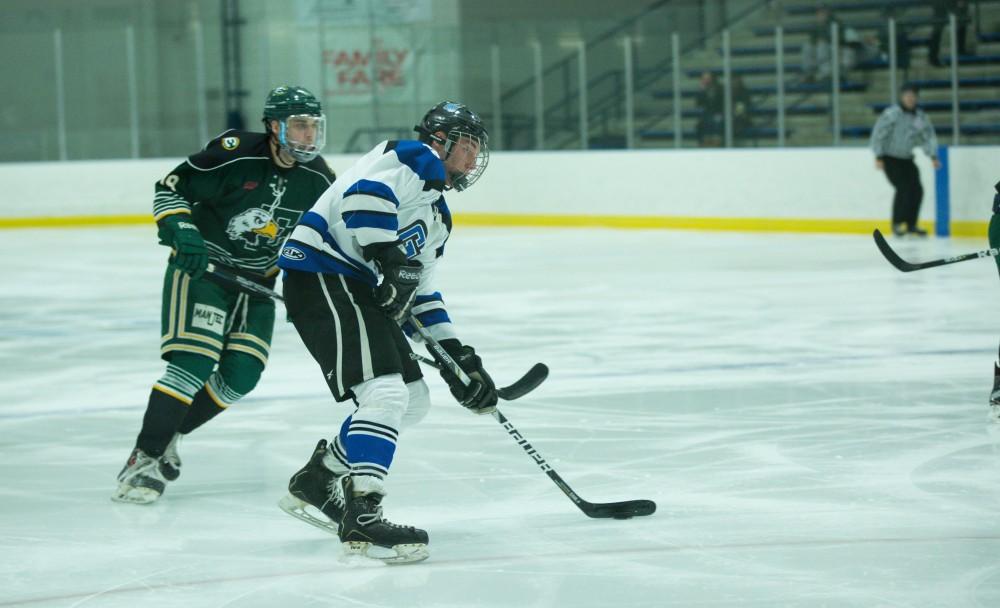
[
  {"xmin": 262, "ymin": 85, "xmax": 326, "ymax": 163},
  {"xmin": 414, "ymin": 101, "xmax": 489, "ymax": 191}
]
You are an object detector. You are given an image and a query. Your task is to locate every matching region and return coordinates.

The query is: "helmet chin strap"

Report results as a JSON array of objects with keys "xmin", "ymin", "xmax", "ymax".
[
  {"xmin": 269, "ymin": 125, "xmax": 296, "ymax": 167},
  {"xmin": 278, "ymin": 121, "xmax": 292, "ymax": 154},
  {"xmin": 275, "ymin": 120, "xmax": 319, "ymax": 163}
]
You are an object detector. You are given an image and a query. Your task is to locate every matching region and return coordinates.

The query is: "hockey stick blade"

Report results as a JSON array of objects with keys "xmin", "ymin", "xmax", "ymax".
[
  {"xmin": 581, "ymin": 499, "xmax": 657, "ymax": 520},
  {"xmin": 873, "ymin": 229, "xmax": 1000, "ymax": 272},
  {"xmin": 410, "ymin": 353, "xmax": 548, "ymax": 401},
  {"xmin": 497, "ymin": 363, "xmax": 548, "ymax": 400}
]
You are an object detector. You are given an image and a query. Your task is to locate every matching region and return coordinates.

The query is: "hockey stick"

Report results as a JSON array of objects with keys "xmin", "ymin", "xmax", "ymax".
[
  {"xmin": 409, "ymin": 316, "xmax": 656, "ymax": 520},
  {"xmin": 408, "ymin": 352, "xmax": 548, "ymax": 401},
  {"xmin": 873, "ymin": 229, "xmax": 1000, "ymax": 272},
  {"xmin": 206, "ymin": 264, "xmax": 549, "ymax": 400},
  {"xmin": 207, "ymin": 263, "xmax": 285, "ymax": 300}
]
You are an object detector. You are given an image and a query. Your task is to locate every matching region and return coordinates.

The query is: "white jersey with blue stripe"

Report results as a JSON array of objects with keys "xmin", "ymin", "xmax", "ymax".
[{"xmin": 279, "ymin": 139, "xmax": 458, "ymax": 341}]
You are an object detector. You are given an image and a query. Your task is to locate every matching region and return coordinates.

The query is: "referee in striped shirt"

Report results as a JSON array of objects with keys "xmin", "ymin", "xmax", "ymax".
[{"xmin": 870, "ymin": 83, "xmax": 941, "ymax": 237}]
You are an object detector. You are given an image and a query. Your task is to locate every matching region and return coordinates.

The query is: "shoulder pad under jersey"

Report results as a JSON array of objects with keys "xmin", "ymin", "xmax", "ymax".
[
  {"xmin": 384, "ymin": 140, "xmax": 446, "ymax": 191},
  {"xmin": 187, "ymin": 130, "xmax": 270, "ymax": 170}
]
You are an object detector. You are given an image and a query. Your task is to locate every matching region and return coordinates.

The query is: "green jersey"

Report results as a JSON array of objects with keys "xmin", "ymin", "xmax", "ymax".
[{"xmin": 153, "ymin": 129, "xmax": 336, "ymax": 276}]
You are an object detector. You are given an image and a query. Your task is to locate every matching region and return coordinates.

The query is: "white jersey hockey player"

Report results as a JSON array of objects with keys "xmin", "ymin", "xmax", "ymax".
[{"xmin": 276, "ymin": 101, "xmax": 497, "ymax": 564}]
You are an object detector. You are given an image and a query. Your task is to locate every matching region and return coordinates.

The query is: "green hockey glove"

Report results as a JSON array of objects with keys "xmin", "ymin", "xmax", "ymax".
[{"xmin": 161, "ymin": 215, "xmax": 208, "ymax": 280}]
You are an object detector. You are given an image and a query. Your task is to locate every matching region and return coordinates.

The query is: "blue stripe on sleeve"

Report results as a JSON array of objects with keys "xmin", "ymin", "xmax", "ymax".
[
  {"xmin": 391, "ymin": 141, "xmax": 446, "ymax": 183},
  {"xmin": 415, "ymin": 308, "xmax": 451, "ymax": 326},
  {"xmin": 299, "ymin": 211, "xmax": 330, "ymax": 234},
  {"xmin": 414, "ymin": 292, "xmax": 443, "ymax": 305},
  {"xmin": 343, "ymin": 210, "xmax": 399, "ymax": 231},
  {"xmin": 343, "ymin": 179, "xmax": 400, "ymax": 207}
]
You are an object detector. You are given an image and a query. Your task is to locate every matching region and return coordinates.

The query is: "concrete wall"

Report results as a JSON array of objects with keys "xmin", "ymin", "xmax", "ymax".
[{"xmin": 2, "ymin": 147, "xmax": 995, "ymax": 235}]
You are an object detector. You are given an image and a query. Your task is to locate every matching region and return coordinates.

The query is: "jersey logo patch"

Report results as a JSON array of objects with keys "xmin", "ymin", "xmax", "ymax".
[
  {"xmin": 399, "ymin": 221, "xmax": 427, "ymax": 259},
  {"xmin": 222, "ymin": 136, "xmax": 240, "ymax": 150},
  {"xmin": 281, "ymin": 246, "xmax": 306, "ymax": 261},
  {"xmin": 191, "ymin": 303, "xmax": 226, "ymax": 334},
  {"xmin": 227, "ymin": 208, "xmax": 279, "ymax": 244}
]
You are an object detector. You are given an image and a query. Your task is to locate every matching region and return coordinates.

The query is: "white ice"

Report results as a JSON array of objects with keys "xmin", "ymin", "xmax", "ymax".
[{"xmin": 2, "ymin": 225, "xmax": 1000, "ymax": 607}]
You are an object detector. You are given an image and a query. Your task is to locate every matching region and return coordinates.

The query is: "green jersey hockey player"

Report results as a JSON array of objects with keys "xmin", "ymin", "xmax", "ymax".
[
  {"xmin": 113, "ymin": 85, "xmax": 336, "ymax": 504},
  {"xmin": 989, "ymin": 181, "xmax": 1000, "ymax": 418}
]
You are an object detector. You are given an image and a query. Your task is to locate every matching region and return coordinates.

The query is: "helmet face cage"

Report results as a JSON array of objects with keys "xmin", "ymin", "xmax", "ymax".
[
  {"xmin": 415, "ymin": 101, "xmax": 490, "ymax": 191},
  {"xmin": 443, "ymin": 129, "xmax": 489, "ymax": 192},
  {"xmin": 277, "ymin": 113, "xmax": 326, "ymax": 163},
  {"xmin": 262, "ymin": 86, "xmax": 325, "ymax": 163}
]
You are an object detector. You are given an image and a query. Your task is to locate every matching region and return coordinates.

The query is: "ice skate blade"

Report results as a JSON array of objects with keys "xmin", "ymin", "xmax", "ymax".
[
  {"xmin": 111, "ymin": 484, "xmax": 161, "ymax": 505},
  {"xmin": 278, "ymin": 494, "xmax": 340, "ymax": 536},
  {"xmin": 342, "ymin": 541, "xmax": 429, "ymax": 564}
]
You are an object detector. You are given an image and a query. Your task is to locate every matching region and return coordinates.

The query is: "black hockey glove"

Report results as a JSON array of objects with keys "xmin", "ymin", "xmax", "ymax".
[
  {"xmin": 370, "ymin": 245, "xmax": 422, "ymax": 323},
  {"xmin": 438, "ymin": 339, "xmax": 498, "ymax": 415},
  {"xmin": 160, "ymin": 215, "xmax": 208, "ymax": 280}
]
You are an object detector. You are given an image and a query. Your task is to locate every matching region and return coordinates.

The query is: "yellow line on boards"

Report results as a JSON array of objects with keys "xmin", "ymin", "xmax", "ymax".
[
  {"xmin": 453, "ymin": 213, "xmax": 990, "ymax": 236},
  {"xmin": 950, "ymin": 221, "xmax": 989, "ymax": 238},
  {"xmin": 0, "ymin": 213, "xmax": 989, "ymax": 237},
  {"xmin": 0, "ymin": 215, "xmax": 151, "ymax": 229}
]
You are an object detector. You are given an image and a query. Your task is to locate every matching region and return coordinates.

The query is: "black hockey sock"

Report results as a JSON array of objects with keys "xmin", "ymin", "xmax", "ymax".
[
  {"xmin": 177, "ymin": 387, "xmax": 225, "ymax": 435},
  {"xmin": 136, "ymin": 389, "xmax": 190, "ymax": 457}
]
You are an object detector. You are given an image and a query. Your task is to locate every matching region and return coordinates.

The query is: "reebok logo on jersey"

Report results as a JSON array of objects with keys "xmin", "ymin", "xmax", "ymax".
[
  {"xmin": 398, "ymin": 268, "xmax": 420, "ymax": 281},
  {"xmin": 191, "ymin": 304, "xmax": 226, "ymax": 334},
  {"xmin": 176, "ymin": 221, "xmax": 198, "ymax": 231},
  {"xmin": 281, "ymin": 246, "xmax": 306, "ymax": 261}
]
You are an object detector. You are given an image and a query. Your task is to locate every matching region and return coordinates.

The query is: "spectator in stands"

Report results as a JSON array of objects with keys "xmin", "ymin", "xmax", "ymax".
[
  {"xmin": 840, "ymin": 23, "xmax": 867, "ymax": 72},
  {"xmin": 929, "ymin": 0, "xmax": 971, "ymax": 66},
  {"xmin": 732, "ymin": 75, "xmax": 756, "ymax": 146},
  {"xmin": 695, "ymin": 71, "xmax": 724, "ymax": 147},
  {"xmin": 870, "ymin": 83, "xmax": 940, "ymax": 237},
  {"xmin": 801, "ymin": 4, "xmax": 839, "ymax": 82}
]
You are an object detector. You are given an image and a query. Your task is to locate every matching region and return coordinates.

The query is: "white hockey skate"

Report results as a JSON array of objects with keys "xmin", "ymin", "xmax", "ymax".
[{"xmin": 112, "ymin": 447, "xmax": 168, "ymax": 504}]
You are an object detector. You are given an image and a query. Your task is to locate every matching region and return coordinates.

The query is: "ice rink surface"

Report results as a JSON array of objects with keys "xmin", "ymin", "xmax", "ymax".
[{"xmin": 2, "ymin": 225, "xmax": 1000, "ymax": 607}]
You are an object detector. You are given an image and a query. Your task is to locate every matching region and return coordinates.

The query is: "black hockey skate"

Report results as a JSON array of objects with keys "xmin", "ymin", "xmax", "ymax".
[
  {"xmin": 339, "ymin": 475, "xmax": 429, "ymax": 564},
  {"xmin": 158, "ymin": 433, "xmax": 182, "ymax": 481},
  {"xmin": 990, "ymin": 364, "xmax": 1000, "ymax": 421},
  {"xmin": 278, "ymin": 439, "xmax": 346, "ymax": 536},
  {"xmin": 112, "ymin": 447, "xmax": 168, "ymax": 504}
]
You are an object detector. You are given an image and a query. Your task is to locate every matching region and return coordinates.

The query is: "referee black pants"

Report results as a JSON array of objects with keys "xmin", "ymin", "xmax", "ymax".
[{"xmin": 882, "ymin": 156, "xmax": 923, "ymax": 232}]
